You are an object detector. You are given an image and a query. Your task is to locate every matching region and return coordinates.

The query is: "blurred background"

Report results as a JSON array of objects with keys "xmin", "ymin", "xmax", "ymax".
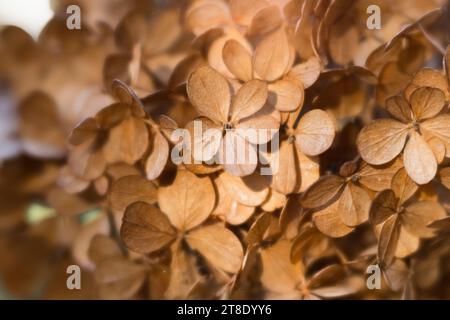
[
  {"xmin": 0, "ymin": 0, "xmax": 53, "ymax": 38},
  {"xmin": 0, "ymin": 0, "xmax": 184, "ymax": 299}
]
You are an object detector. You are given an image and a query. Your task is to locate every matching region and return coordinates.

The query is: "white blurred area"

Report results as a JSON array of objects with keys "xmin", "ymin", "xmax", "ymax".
[{"xmin": 0, "ymin": 0, "xmax": 53, "ymax": 38}]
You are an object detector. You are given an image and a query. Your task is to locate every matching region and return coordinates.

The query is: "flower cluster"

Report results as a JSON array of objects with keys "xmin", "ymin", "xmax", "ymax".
[{"xmin": 1, "ymin": 0, "xmax": 450, "ymax": 300}]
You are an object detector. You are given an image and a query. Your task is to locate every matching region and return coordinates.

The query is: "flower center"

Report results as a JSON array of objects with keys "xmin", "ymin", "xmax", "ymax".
[
  {"xmin": 224, "ymin": 122, "xmax": 233, "ymax": 130},
  {"xmin": 351, "ymin": 174, "xmax": 360, "ymax": 183},
  {"xmin": 288, "ymin": 135, "xmax": 295, "ymax": 143}
]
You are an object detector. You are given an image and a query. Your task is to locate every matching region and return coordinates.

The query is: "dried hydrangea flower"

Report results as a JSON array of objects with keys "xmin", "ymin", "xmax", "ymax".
[
  {"xmin": 357, "ymin": 86, "xmax": 449, "ymax": 184},
  {"xmin": 186, "ymin": 65, "xmax": 279, "ymax": 176},
  {"xmin": 370, "ymin": 168, "xmax": 446, "ymax": 267},
  {"xmin": 67, "ymin": 80, "xmax": 150, "ymax": 183},
  {"xmin": 223, "ymin": 29, "xmax": 322, "ymax": 112},
  {"xmin": 300, "ymin": 160, "xmax": 372, "ymax": 237},
  {"xmin": 120, "ymin": 169, "xmax": 244, "ymax": 298},
  {"xmin": 260, "ymin": 239, "xmax": 362, "ymax": 299},
  {"xmin": 267, "ymin": 108, "xmax": 335, "ymax": 195},
  {"xmin": 89, "ymin": 234, "xmax": 147, "ymax": 299}
]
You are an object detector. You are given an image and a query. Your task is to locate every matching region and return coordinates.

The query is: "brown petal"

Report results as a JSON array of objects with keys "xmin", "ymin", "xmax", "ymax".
[
  {"xmin": 287, "ymin": 57, "xmax": 322, "ymax": 89},
  {"xmin": 235, "ymin": 102, "xmax": 280, "ymax": 144},
  {"xmin": 186, "ymin": 223, "xmax": 243, "ymax": 274},
  {"xmin": 261, "ymin": 189, "xmax": 286, "ymax": 212},
  {"xmin": 376, "ymin": 61, "xmax": 411, "ymax": 106},
  {"xmin": 283, "ymin": 108, "xmax": 299, "ymax": 129},
  {"xmin": 308, "ymin": 265, "xmax": 345, "ymax": 289},
  {"xmin": 382, "ymin": 259, "xmax": 409, "ymax": 292},
  {"xmin": 295, "ymin": 148, "xmax": 320, "ymax": 193},
  {"xmin": 260, "ymin": 240, "xmax": 303, "ymax": 294},
  {"xmin": 378, "ymin": 215, "xmax": 401, "ymax": 267},
  {"xmin": 103, "ymin": 117, "xmax": 149, "ymax": 165},
  {"xmin": 158, "ymin": 169, "xmax": 215, "ymax": 231},
  {"xmin": 312, "ymin": 200, "xmax": 354, "ymax": 238},
  {"xmin": 357, "ymin": 119, "xmax": 408, "ymax": 165},
  {"xmin": 159, "ymin": 115, "xmax": 179, "ymax": 142},
  {"xmin": 358, "ymin": 159, "xmax": 403, "ymax": 192},
  {"xmin": 95, "ymin": 258, "xmax": 146, "ymax": 300},
  {"xmin": 106, "ymin": 163, "xmax": 140, "ymax": 180},
  {"xmin": 295, "ymin": 109, "xmax": 335, "ymax": 156},
  {"xmin": 165, "ymin": 241, "xmax": 201, "ymax": 299},
  {"xmin": 338, "ymin": 183, "xmax": 371, "ymax": 227},
  {"xmin": 187, "ymin": 65, "xmax": 231, "ymax": 123},
  {"xmin": 403, "ymin": 131, "xmax": 437, "ymax": 185},
  {"xmin": 270, "ymin": 141, "xmax": 298, "ymax": 195},
  {"xmin": 369, "ymin": 189, "xmax": 397, "ymax": 225},
  {"xmin": 300, "ymin": 175, "xmax": 345, "ymax": 209},
  {"xmin": 208, "ymin": 31, "xmax": 252, "ymax": 79},
  {"xmin": 185, "ymin": 0, "xmax": 231, "ymax": 35},
  {"xmin": 213, "ymin": 175, "xmax": 254, "ymax": 225},
  {"xmin": 168, "ymin": 53, "xmax": 204, "ymax": 90},
  {"xmin": 95, "ymin": 103, "xmax": 130, "ymax": 129},
  {"xmin": 421, "ymin": 115, "xmax": 450, "ymax": 156},
  {"xmin": 185, "ymin": 118, "xmax": 223, "ymax": 163},
  {"xmin": 424, "ymin": 135, "xmax": 446, "ymax": 164},
  {"xmin": 246, "ymin": 212, "xmax": 273, "ymax": 247},
  {"xmin": 88, "ymin": 235, "xmax": 123, "ymax": 265},
  {"xmin": 68, "ymin": 118, "xmax": 99, "ymax": 146},
  {"xmin": 385, "ymin": 95, "xmax": 412, "ymax": 123},
  {"xmin": 309, "ymin": 279, "xmax": 361, "ymax": 299},
  {"xmin": 290, "ymin": 222, "xmax": 327, "ymax": 263},
  {"xmin": 68, "ymin": 139, "xmax": 106, "ymax": 180},
  {"xmin": 409, "ymin": 87, "xmax": 445, "ymax": 121},
  {"xmin": 404, "ymin": 68, "xmax": 450, "ymax": 101},
  {"xmin": 109, "ymin": 175, "xmax": 157, "ymax": 215},
  {"xmin": 145, "ymin": 131, "xmax": 169, "ymax": 180},
  {"xmin": 184, "ymin": 161, "xmax": 222, "ymax": 175},
  {"xmin": 222, "ymin": 39, "xmax": 253, "ymax": 82},
  {"xmin": 339, "ymin": 159, "xmax": 358, "ymax": 177},
  {"xmin": 230, "ymin": 80, "xmax": 268, "ymax": 122},
  {"xmin": 247, "ymin": 5, "xmax": 283, "ymax": 39},
  {"xmin": 121, "ymin": 202, "xmax": 176, "ymax": 254},
  {"xmin": 217, "ymin": 201, "xmax": 254, "ymax": 225},
  {"xmin": 253, "ymin": 28, "xmax": 291, "ymax": 82},
  {"xmin": 395, "ymin": 226, "xmax": 419, "ymax": 258},
  {"xmin": 391, "ymin": 168, "xmax": 418, "ymax": 205},
  {"xmin": 111, "ymin": 80, "xmax": 145, "ymax": 118},
  {"xmin": 229, "ymin": 0, "xmax": 269, "ymax": 26},
  {"xmin": 268, "ymin": 79, "xmax": 304, "ymax": 112},
  {"xmin": 219, "ymin": 131, "xmax": 258, "ymax": 177},
  {"xmin": 217, "ymin": 171, "xmax": 269, "ymax": 207},
  {"xmin": 403, "ymin": 201, "xmax": 446, "ymax": 238},
  {"xmin": 279, "ymin": 196, "xmax": 304, "ymax": 239},
  {"xmin": 309, "ymin": 268, "xmax": 362, "ymax": 298}
]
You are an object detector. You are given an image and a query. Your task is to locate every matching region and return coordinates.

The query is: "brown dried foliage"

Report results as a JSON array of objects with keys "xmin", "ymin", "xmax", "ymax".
[{"xmin": 1, "ymin": 0, "xmax": 450, "ymax": 300}]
